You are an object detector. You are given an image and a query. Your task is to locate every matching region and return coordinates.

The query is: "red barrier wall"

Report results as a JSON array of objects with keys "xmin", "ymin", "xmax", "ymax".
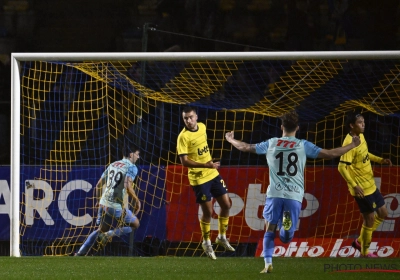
[{"xmin": 165, "ymin": 166, "xmax": 400, "ymax": 257}]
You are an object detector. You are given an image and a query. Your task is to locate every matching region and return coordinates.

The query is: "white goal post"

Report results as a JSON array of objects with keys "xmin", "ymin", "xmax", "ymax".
[{"xmin": 10, "ymin": 51, "xmax": 400, "ymax": 257}]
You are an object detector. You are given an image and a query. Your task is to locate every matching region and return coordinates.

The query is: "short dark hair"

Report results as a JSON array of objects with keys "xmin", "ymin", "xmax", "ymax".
[
  {"xmin": 345, "ymin": 111, "xmax": 363, "ymax": 131},
  {"xmin": 123, "ymin": 144, "xmax": 140, "ymax": 157},
  {"xmin": 182, "ymin": 106, "xmax": 197, "ymax": 114},
  {"xmin": 280, "ymin": 111, "xmax": 299, "ymax": 133}
]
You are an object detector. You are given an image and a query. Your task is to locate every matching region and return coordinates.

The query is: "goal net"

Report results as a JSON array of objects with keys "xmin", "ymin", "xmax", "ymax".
[{"xmin": 8, "ymin": 52, "xmax": 400, "ymax": 257}]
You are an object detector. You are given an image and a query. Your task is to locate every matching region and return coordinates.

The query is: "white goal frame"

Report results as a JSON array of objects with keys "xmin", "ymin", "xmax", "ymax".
[{"xmin": 10, "ymin": 50, "xmax": 400, "ymax": 257}]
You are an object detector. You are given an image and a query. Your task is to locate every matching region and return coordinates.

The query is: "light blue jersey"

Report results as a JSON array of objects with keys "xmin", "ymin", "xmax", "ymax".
[
  {"xmin": 255, "ymin": 137, "xmax": 321, "ymax": 203},
  {"xmin": 99, "ymin": 158, "xmax": 138, "ymax": 209}
]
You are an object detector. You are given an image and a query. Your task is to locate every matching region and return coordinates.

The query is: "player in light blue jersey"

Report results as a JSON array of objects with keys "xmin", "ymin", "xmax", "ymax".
[
  {"xmin": 225, "ymin": 111, "xmax": 360, "ymax": 273},
  {"xmin": 75, "ymin": 145, "xmax": 141, "ymax": 256}
]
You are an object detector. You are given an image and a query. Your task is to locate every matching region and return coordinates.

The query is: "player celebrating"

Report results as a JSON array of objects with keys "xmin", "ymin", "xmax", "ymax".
[
  {"xmin": 225, "ymin": 110, "xmax": 360, "ymax": 273},
  {"xmin": 177, "ymin": 106, "xmax": 235, "ymax": 260},
  {"xmin": 75, "ymin": 145, "xmax": 141, "ymax": 256},
  {"xmin": 338, "ymin": 111, "xmax": 392, "ymax": 257}
]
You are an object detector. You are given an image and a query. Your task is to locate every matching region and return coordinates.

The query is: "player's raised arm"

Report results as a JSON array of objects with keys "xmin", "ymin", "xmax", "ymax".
[
  {"xmin": 225, "ymin": 131, "xmax": 257, "ymax": 153},
  {"xmin": 318, "ymin": 135, "xmax": 360, "ymax": 159}
]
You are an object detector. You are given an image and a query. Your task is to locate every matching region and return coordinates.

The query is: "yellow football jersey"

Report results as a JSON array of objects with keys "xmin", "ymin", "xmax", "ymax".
[
  {"xmin": 177, "ymin": 122, "xmax": 219, "ymax": 186},
  {"xmin": 338, "ymin": 133, "xmax": 383, "ymax": 196}
]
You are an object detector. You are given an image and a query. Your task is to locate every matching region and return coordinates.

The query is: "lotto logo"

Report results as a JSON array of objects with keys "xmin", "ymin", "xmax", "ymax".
[{"xmin": 256, "ymin": 238, "xmax": 398, "ymax": 258}]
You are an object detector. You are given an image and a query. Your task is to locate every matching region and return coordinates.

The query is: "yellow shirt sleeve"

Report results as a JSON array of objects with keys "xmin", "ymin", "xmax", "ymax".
[
  {"xmin": 368, "ymin": 152, "xmax": 383, "ymax": 164},
  {"xmin": 338, "ymin": 135, "xmax": 357, "ymax": 189},
  {"xmin": 338, "ymin": 162, "xmax": 357, "ymax": 188}
]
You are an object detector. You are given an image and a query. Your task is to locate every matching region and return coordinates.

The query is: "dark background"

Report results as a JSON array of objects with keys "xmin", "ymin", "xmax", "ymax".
[
  {"xmin": 1, "ymin": 0, "xmax": 399, "ymax": 54},
  {"xmin": 0, "ymin": 0, "xmax": 400, "ymax": 164}
]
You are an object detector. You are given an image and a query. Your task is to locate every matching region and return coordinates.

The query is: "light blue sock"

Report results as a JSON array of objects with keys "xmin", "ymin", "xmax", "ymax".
[
  {"xmin": 78, "ymin": 230, "xmax": 99, "ymax": 255},
  {"xmin": 108, "ymin": 227, "xmax": 132, "ymax": 237},
  {"xmin": 263, "ymin": 231, "xmax": 275, "ymax": 264}
]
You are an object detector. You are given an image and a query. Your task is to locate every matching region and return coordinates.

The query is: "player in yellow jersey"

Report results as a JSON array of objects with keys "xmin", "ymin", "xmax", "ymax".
[
  {"xmin": 177, "ymin": 106, "xmax": 235, "ymax": 260},
  {"xmin": 338, "ymin": 111, "xmax": 392, "ymax": 257}
]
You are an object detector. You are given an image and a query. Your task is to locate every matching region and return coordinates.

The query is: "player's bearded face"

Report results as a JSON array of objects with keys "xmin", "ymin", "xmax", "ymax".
[{"xmin": 183, "ymin": 111, "xmax": 198, "ymax": 131}]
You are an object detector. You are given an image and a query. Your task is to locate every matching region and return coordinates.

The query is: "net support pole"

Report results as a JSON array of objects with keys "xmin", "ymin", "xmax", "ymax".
[
  {"xmin": 10, "ymin": 55, "xmax": 21, "ymax": 257},
  {"xmin": 128, "ymin": 22, "xmax": 151, "ymax": 256}
]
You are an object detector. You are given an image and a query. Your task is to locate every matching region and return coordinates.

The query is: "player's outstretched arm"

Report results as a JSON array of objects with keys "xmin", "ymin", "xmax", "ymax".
[
  {"xmin": 368, "ymin": 152, "xmax": 393, "ymax": 166},
  {"xmin": 225, "ymin": 131, "xmax": 257, "ymax": 153},
  {"xmin": 381, "ymin": 158, "xmax": 393, "ymax": 166},
  {"xmin": 318, "ymin": 135, "xmax": 360, "ymax": 159}
]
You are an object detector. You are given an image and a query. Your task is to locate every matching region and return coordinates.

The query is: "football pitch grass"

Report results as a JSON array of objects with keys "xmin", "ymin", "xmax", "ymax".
[{"xmin": 0, "ymin": 256, "xmax": 399, "ymax": 280}]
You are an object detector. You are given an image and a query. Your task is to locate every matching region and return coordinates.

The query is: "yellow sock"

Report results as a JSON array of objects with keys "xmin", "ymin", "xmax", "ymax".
[
  {"xmin": 371, "ymin": 214, "xmax": 384, "ymax": 232},
  {"xmin": 218, "ymin": 216, "xmax": 229, "ymax": 237},
  {"xmin": 357, "ymin": 214, "xmax": 384, "ymax": 244},
  {"xmin": 359, "ymin": 224, "xmax": 373, "ymax": 255},
  {"xmin": 200, "ymin": 220, "xmax": 211, "ymax": 242}
]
